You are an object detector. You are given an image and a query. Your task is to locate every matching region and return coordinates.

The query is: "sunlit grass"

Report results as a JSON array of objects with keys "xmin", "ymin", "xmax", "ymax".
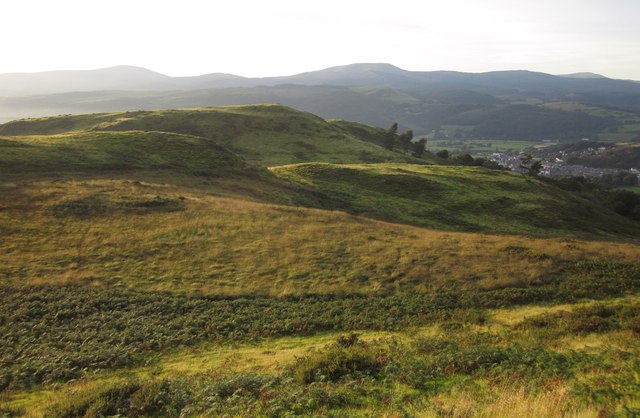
[{"xmin": 2, "ymin": 179, "xmax": 638, "ymax": 295}]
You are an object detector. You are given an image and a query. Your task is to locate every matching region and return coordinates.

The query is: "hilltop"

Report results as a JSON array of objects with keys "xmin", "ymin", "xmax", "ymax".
[{"xmin": 0, "ymin": 105, "xmax": 423, "ymax": 166}]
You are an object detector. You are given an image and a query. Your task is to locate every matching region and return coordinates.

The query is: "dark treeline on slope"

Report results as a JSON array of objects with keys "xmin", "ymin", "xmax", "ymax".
[
  {"xmin": 568, "ymin": 146, "xmax": 640, "ymax": 169},
  {"xmin": 379, "ymin": 122, "xmax": 425, "ymax": 157},
  {"xmin": 453, "ymin": 104, "xmax": 615, "ymax": 140}
]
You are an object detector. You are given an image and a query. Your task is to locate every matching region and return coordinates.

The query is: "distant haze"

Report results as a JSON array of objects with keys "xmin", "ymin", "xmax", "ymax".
[{"xmin": 2, "ymin": 0, "xmax": 640, "ymax": 80}]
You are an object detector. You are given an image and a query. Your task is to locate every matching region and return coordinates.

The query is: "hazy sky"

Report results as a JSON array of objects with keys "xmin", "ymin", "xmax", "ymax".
[{"xmin": 3, "ymin": 0, "xmax": 640, "ymax": 79}]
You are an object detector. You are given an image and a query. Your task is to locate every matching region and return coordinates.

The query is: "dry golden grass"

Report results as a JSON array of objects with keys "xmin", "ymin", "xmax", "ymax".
[
  {"xmin": 425, "ymin": 382, "xmax": 602, "ymax": 418},
  {"xmin": 2, "ymin": 179, "xmax": 638, "ymax": 296}
]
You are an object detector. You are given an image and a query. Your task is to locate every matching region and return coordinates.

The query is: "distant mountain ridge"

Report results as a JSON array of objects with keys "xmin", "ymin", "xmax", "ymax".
[
  {"xmin": 558, "ymin": 72, "xmax": 609, "ymax": 79},
  {"xmin": 2, "ymin": 63, "xmax": 639, "ymax": 97},
  {"xmin": 0, "ymin": 65, "xmax": 253, "ymax": 96}
]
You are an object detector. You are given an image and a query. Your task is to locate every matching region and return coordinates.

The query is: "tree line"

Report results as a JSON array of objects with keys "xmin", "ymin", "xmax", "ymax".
[{"xmin": 383, "ymin": 123, "xmax": 427, "ymax": 158}]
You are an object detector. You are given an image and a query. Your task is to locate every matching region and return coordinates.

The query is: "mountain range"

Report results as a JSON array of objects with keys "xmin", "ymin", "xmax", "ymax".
[
  {"xmin": 2, "ymin": 63, "xmax": 640, "ymax": 139},
  {"xmin": 2, "ymin": 63, "xmax": 639, "ymax": 97}
]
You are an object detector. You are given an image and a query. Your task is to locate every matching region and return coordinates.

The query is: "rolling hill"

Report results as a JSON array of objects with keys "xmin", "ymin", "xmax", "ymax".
[
  {"xmin": 0, "ymin": 65, "xmax": 251, "ymax": 96},
  {"xmin": 2, "ymin": 105, "xmax": 640, "ymax": 417},
  {"xmin": 567, "ymin": 143, "xmax": 640, "ymax": 169},
  {"xmin": 273, "ymin": 163, "xmax": 640, "ymax": 238},
  {"xmin": 0, "ymin": 86, "xmax": 620, "ymax": 140},
  {"xmin": 2, "ymin": 106, "xmax": 638, "ymax": 238},
  {"xmin": 1, "ymin": 176, "xmax": 638, "ymax": 297},
  {"xmin": 0, "ymin": 105, "xmax": 423, "ymax": 166}
]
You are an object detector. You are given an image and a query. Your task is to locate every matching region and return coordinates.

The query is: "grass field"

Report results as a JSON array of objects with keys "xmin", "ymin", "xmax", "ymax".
[
  {"xmin": 0, "ymin": 131, "xmax": 249, "ymax": 176},
  {"xmin": 1, "ymin": 107, "xmax": 640, "ymax": 416}
]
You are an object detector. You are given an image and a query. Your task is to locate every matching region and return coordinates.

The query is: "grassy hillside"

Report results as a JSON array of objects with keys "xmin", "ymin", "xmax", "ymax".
[
  {"xmin": 328, "ymin": 118, "xmax": 390, "ymax": 147},
  {"xmin": 0, "ymin": 131, "xmax": 250, "ymax": 176},
  {"xmin": 5, "ymin": 113, "xmax": 635, "ymax": 239},
  {"xmin": 273, "ymin": 163, "xmax": 640, "ymax": 238},
  {"xmin": 2, "ymin": 107, "xmax": 640, "ymax": 416},
  {"xmin": 0, "ymin": 105, "xmax": 425, "ymax": 166},
  {"xmin": 2, "ymin": 179, "xmax": 638, "ymax": 296},
  {"xmin": 1, "ymin": 107, "xmax": 637, "ymax": 239},
  {"xmin": 2, "ymin": 127, "xmax": 638, "ymax": 239},
  {"xmin": 1, "ymin": 178, "xmax": 639, "ymax": 416}
]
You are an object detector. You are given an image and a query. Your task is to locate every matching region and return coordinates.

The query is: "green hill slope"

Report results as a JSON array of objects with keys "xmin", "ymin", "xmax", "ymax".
[
  {"xmin": 0, "ymin": 131, "xmax": 250, "ymax": 176},
  {"xmin": 1, "ymin": 107, "xmax": 637, "ymax": 238},
  {"xmin": 2, "ymin": 129, "xmax": 637, "ymax": 238},
  {"xmin": 1, "ymin": 178, "xmax": 638, "ymax": 297},
  {"xmin": 0, "ymin": 130, "xmax": 310, "ymax": 204},
  {"xmin": 567, "ymin": 143, "xmax": 640, "ymax": 169},
  {"xmin": 273, "ymin": 163, "xmax": 640, "ymax": 238},
  {"xmin": 328, "ymin": 119, "xmax": 390, "ymax": 148},
  {"xmin": 0, "ymin": 105, "xmax": 424, "ymax": 166}
]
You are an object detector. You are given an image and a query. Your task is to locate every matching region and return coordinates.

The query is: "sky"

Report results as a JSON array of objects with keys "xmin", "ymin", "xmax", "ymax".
[{"xmin": 2, "ymin": 0, "xmax": 640, "ymax": 79}]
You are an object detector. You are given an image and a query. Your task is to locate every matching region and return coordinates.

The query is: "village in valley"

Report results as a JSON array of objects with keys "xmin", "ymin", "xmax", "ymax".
[{"xmin": 484, "ymin": 140, "xmax": 640, "ymax": 183}]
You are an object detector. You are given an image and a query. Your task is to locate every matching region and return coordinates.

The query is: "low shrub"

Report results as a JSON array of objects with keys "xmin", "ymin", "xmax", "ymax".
[
  {"xmin": 207, "ymin": 373, "xmax": 274, "ymax": 400},
  {"xmin": 129, "ymin": 379, "xmax": 191, "ymax": 417},
  {"xmin": 292, "ymin": 335, "xmax": 384, "ymax": 384}
]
